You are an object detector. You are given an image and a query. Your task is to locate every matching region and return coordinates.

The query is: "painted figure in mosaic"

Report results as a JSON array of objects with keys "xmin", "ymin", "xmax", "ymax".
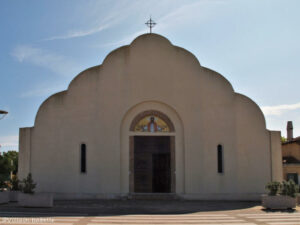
[{"xmin": 147, "ymin": 116, "xmax": 158, "ymax": 132}]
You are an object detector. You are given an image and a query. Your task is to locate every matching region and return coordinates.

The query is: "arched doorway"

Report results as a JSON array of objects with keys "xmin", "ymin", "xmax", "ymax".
[{"xmin": 129, "ymin": 110, "xmax": 175, "ymax": 193}]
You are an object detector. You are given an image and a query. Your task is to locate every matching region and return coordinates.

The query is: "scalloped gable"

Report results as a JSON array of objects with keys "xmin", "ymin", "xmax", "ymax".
[{"xmin": 34, "ymin": 33, "xmax": 263, "ymax": 128}]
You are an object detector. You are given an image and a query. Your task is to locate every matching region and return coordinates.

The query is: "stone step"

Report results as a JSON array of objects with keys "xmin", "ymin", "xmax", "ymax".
[{"xmin": 128, "ymin": 193, "xmax": 180, "ymax": 200}]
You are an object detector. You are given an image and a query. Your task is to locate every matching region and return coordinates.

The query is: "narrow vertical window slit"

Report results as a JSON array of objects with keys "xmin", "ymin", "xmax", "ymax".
[
  {"xmin": 217, "ymin": 144, "xmax": 223, "ymax": 173},
  {"xmin": 81, "ymin": 144, "xmax": 86, "ymax": 173}
]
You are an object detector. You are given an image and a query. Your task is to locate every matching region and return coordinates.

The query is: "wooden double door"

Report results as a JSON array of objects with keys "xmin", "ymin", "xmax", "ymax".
[{"xmin": 134, "ymin": 136, "xmax": 171, "ymax": 193}]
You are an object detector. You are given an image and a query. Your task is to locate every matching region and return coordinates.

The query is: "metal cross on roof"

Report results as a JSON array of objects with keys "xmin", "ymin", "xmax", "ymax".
[{"xmin": 145, "ymin": 17, "xmax": 156, "ymax": 33}]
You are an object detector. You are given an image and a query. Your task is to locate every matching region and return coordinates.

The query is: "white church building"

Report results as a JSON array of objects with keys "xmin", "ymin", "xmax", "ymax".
[{"xmin": 19, "ymin": 33, "xmax": 283, "ymax": 200}]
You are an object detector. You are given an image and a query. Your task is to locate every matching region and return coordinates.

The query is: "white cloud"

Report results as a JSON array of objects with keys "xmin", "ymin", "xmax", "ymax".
[
  {"xmin": 11, "ymin": 45, "xmax": 81, "ymax": 76},
  {"xmin": 156, "ymin": 0, "xmax": 225, "ymax": 31},
  {"xmin": 0, "ymin": 135, "xmax": 18, "ymax": 151},
  {"xmin": 95, "ymin": 29, "xmax": 148, "ymax": 48},
  {"xmin": 94, "ymin": 0, "xmax": 225, "ymax": 48},
  {"xmin": 42, "ymin": 0, "xmax": 226, "ymax": 46},
  {"xmin": 43, "ymin": 0, "xmax": 144, "ymax": 41},
  {"xmin": 261, "ymin": 102, "xmax": 300, "ymax": 116},
  {"xmin": 44, "ymin": 23, "xmax": 112, "ymax": 41}
]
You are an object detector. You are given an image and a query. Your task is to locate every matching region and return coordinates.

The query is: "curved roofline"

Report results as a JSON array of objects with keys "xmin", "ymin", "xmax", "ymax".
[
  {"xmin": 131, "ymin": 33, "xmax": 172, "ymax": 45},
  {"xmin": 235, "ymin": 92, "xmax": 267, "ymax": 128},
  {"xmin": 33, "ymin": 33, "xmax": 240, "ymax": 127},
  {"xmin": 102, "ymin": 45, "xmax": 129, "ymax": 65},
  {"xmin": 202, "ymin": 66, "xmax": 234, "ymax": 92},
  {"xmin": 34, "ymin": 90, "xmax": 67, "ymax": 125},
  {"xmin": 68, "ymin": 65, "xmax": 101, "ymax": 90}
]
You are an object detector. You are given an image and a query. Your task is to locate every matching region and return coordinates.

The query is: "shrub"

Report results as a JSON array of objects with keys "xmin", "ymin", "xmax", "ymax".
[
  {"xmin": 281, "ymin": 180, "xmax": 299, "ymax": 198},
  {"xmin": 9, "ymin": 175, "xmax": 20, "ymax": 191},
  {"xmin": 0, "ymin": 151, "xmax": 18, "ymax": 181},
  {"xmin": 0, "ymin": 174, "xmax": 7, "ymax": 191},
  {"xmin": 0, "ymin": 180, "xmax": 5, "ymax": 192},
  {"xmin": 266, "ymin": 181, "xmax": 281, "ymax": 196},
  {"xmin": 20, "ymin": 173, "xmax": 36, "ymax": 194}
]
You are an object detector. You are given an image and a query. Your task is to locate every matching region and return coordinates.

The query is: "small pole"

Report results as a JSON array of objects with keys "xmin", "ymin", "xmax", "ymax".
[
  {"xmin": 11, "ymin": 159, "xmax": 13, "ymax": 179},
  {"xmin": 0, "ymin": 110, "xmax": 8, "ymax": 120}
]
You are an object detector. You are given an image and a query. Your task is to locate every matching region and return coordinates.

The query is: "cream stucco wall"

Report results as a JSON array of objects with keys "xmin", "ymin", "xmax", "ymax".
[
  {"xmin": 282, "ymin": 142, "xmax": 300, "ymax": 182},
  {"xmin": 283, "ymin": 165, "xmax": 300, "ymax": 181},
  {"xmin": 18, "ymin": 34, "xmax": 282, "ymax": 200},
  {"xmin": 282, "ymin": 142, "xmax": 300, "ymax": 160}
]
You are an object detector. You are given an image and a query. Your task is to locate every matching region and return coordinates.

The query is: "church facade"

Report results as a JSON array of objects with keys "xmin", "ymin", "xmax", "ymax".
[{"xmin": 19, "ymin": 34, "xmax": 283, "ymax": 200}]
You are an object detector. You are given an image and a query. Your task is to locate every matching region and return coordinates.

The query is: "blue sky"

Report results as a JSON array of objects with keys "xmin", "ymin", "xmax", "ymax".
[{"xmin": 1, "ymin": 0, "xmax": 300, "ymax": 151}]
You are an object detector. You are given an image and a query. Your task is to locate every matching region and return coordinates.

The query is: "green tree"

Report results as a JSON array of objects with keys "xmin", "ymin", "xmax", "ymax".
[
  {"xmin": 281, "ymin": 136, "xmax": 287, "ymax": 143},
  {"xmin": 0, "ymin": 151, "xmax": 18, "ymax": 182}
]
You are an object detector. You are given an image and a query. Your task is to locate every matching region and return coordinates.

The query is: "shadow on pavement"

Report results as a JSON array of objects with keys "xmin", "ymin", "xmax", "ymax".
[
  {"xmin": 0, "ymin": 200, "xmax": 262, "ymax": 217},
  {"xmin": 261, "ymin": 208, "xmax": 297, "ymax": 213}
]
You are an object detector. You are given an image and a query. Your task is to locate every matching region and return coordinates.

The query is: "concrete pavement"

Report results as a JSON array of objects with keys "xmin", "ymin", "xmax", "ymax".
[{"xmin": 0, "ymin": 200, "xmax": 299, "ymax": 225}]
